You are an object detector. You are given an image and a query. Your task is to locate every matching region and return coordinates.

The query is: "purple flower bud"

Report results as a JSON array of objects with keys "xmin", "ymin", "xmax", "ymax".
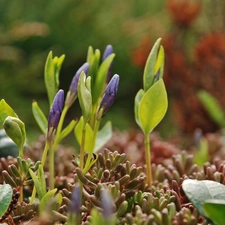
[
  {"xmin": 68, "ymin": 184, "xmax": 81, "ymax": 215},
  {"xmin": 101, "ymin": 189, "xmax": 114, "ymax": 218},
  {"xmin": 102, "ymin": 45, "xmax": 113, "ymax": 61},
  {"xmin": 98, "ymin": 74, "xmax": 119, "ymax": 118},
  {"xmin": 102, "ymin": 45, "xmax": 113, "ymax": 82},
  {"xmin": 69, "ymin": 62, "xmax": 90, "ymax": 95},
  {"xmin": 47, "ymin": 89, "xmax": 64, "ymax": 139}
]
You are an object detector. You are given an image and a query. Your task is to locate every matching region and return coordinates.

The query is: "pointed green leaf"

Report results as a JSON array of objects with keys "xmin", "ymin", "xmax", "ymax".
[
  {"xmin": 74, "ymin": 117, "xmax": 93, "ymax": 153},
  {"xmin": 32, "ymin": 101, "xmax": 47, "ymax": 134},
  {"xmin": 29, "ymin": 167, "xmax": 45, "ymax": 200},
  {"xmin": 78, "ymin": 72, "xmax": 92, "ymax": 123},
  {"xmin": 0, "ymin": 184, "xmax": 13, "ymax": 218},
  {"xmin": 134, "ymin": 89, "xmax": 145, "ymax": 128},
  {"xmin": 139, "ymin": 79, "xmax": 168, "ymax": 134},
  {"xmin": 53, "ymin": 54, "xmax": 65, "ymax": 89},
  {"xmin": 182, "ymin": 179, "xmax": 225, "ymax": 221},
  {"xmin": 204, "ymin": 200, "xmax": 225, "ymax": 225},
  {"xmin": 143, "ymin": 38, "xmax": 162, "ymax": 91},
  {"xmin": 198, "ymin": 90, "xmax": 225, "ymax": 128},
  {"xmin": 94, "ymin": 121, "xmax": 112, "ymax": 153},
  {"xmin": 44, "ymin": 51, "xmax": 57, "ymax": 106},
  {"xmin": 39, "ymin": 188, "xmax": 57, "ymax": 213},
  {"xmin": 154, "ymin": 45, "xmax": 165, "ymax": 80},
  {"xmin": 57, "ymin": 119, "xmax": 77, "ymax": 143},
  {"xmin": 92, "ymin": 53, "xmax": 115, "ymax": 104},
  {"xmin": 0, "ymin": 99, "xmax": 18, "ymax": 126}
]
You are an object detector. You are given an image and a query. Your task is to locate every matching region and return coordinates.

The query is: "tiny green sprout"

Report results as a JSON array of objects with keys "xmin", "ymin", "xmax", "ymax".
[{"xmin": 134, "ymin": 38, "xmax": 168, "ymax": 187}]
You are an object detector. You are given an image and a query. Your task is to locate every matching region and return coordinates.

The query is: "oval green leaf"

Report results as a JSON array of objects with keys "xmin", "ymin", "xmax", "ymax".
[
  {"xmin": 182, "ymin": 179, "xmax": 225, "ymax": 220},
  {"xmin": 0, "ymin": 184, "xmax": 13, "ymax": 218},
  {"xmin": 139, "ymin": 79, "xmax": 168, "ymax": 135},
  {"xmin": 204, "ymin": 200, "xmax": 225, "ymax": 225}
]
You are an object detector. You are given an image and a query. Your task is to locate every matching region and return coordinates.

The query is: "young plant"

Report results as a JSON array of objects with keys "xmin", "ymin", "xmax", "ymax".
[{"xmin": 134, "ymin": 38, "xmax": 168, "ymax": 187}]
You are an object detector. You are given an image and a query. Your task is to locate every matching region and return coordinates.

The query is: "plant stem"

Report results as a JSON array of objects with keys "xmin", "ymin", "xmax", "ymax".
[
  {"xmin": 49, "ymin": 144, "xmax": 54, "ymax": 189},
  {"xmin": 83, "ymin": 118, "xmax": 100, "ymax": 174},
  {"xmin": 41, "ymin": 140, "xmax": 50, "ymax": 166},
  {"xmin": 80, "ymin": 125, "xmax": 86, "ymax": 170},
  {"xmin": 144, "ymin": 133, "xmax": 152, "ymax": 187}
]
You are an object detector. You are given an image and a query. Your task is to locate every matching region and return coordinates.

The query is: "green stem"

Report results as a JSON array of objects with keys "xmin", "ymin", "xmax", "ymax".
[
  {"xmin": 41, "ymin": 141, "xmax": 50, "ymax": 167},
  {"xmin": 49, "ymin": 144, "xmax": 54, "ymax": 190},
  {"xmin": 30, "ymin": 140, "xmax": 50, "ymax": 203},
  {"xmin": 80, "ymin": 125, "xmax": 86, "ymax": 170},
  {"xmin": 52, "ymin": 105, "xmax": 69, "ymax": 150},
  {"xmin": 144, "ymin": 133, "xmax": 152, "ymax": 187},
  {"xmin": 83, "ymin": 118, "xmax": 101, "ymax": 174},
  {"xmin": 89, "ymin": 104, "xmax": 97, "ymax": 129}
]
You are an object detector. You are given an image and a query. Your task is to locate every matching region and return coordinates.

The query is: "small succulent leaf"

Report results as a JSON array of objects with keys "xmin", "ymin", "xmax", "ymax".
[
  {"xmin": 198, "ymin": 90, "xmax": 225, "ymax": 128},
  {"xmin": 32, "ymin": 101, "xmax": 47, "ymax": 135},
  {"xmin": 92, "ymin": 53, "xmax": 115, "ymax": 105},
  {"xmin": 134, "ymin": 89, "xmax": 145, "ymax": 128},
  {"xmin": 204, "ymin": 200, "xmax": 225, "ymax": 225},
  {"xmin": 74, "ymin": 117, "xmax": 93, "ymax": 153},
  {"xmin": 29, "ymin": 166, "xmax": 45, "ymax": 200},
  {"xmin": 94, "ymin": 121, "xmax": 112, "ymax": 153},
  {"xmin": 139, "ymin": 79, "xmax": 168, "ymax": 135},
  {"xmin": 78, "ymin": 72, "xmax": 92, "ymax": 123},
  {"xmin": 0, "ymin": 184, "xmax": 13, "ymax": 218},
  {"xmin": 154, "ymin": 45, "xmax": 165, "ymax": 80},
  {"xmin": 57, "ymin": 120, "xmax": 77, "ymax": 143},
  {"xmin": 182, "ymin": 179, "xmax": 225, "ymax": 221},
  {"xmin": 143, "ymin": 38, "xmax": 162, "ymax": 91},
  {"xmin": 39, "ymin": 188, "xmax": 57, "ymax": 213},
  {"xmin": 44, "ymin": 51, "xmax": 57, "ymax": 106},
  {"xmin": 0, "ymin": 99, "xmax": 18, "ymax": 126},
  {"xmin": 3, "ymin": 116, "xmax": 26, "ymax": 152}
]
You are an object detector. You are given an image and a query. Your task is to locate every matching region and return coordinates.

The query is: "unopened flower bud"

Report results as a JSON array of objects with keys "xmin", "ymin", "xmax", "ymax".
[
  {"xmin": 102, "ymin": 45, "xmax": 113, "ymax": 82},
  {"xmin": 97, "ymin": 74, "xmax": 119, "ymax": 119},
  {"xmin": 68, "ymin": 184, "xmax": 81, "ymax": 215},
  {"xmin": 101, "ymin": 188, "xmax": 114, "ymax": 218},
  {"xmin": 47, "ymin": 89, "xmax": 64, "ymax": 140},
  {"xmin": 66, "ymin": 62, "xmax": 89, "ymax": 106}
]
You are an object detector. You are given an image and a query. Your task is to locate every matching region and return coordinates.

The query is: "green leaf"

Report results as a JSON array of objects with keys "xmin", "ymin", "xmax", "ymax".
[
  {"xmin": 54, "ymin": 54, "xmax": 65, "ymax": 89},
  {"xmin": 139, "ymin": 79, "xmax": 168, "ymax": 135},
  {"xmin": 39, "ymin": 188, "xmax": 57, "ymax": 213},
  {"xmin": 92, "ymin": 53, "xmax": 115, "ymax": 105},
  {"xmin": 204, "ymin": 200, "xmax": 225, "ymax": 225},
  {"xmin": 94, "ymin": 121, "xmax": 112, "ymax": 152},
  {"xmin": 74, "ymin": 117, "xmax": 93, "ymax": 153},
  {"xmin": 182, "ymin": 179, "xmax": 225, "ymax": 221},
  {"xmin": 143, "ymin": 38, "xmax": 162, "ymax": 91},
  {"xmin": 45, "ymin": 51, "xmax": 56, "ymax": 106},
  {"xmin": 134, "ymin": 89, "xmax": 145, "ymax": 128},
  {"xmin": 154, "ymin": 45, "xmax": 165, "ymax": 80},
  {"xmin": 78, "ymin": 72, "xmax": 92, "ymax": 123},
  {"xmin": 0, "ymin": 99, "xmax": 18, "ymax": 126},
  {"xmin": 29, "ymin": 165, "xmax": 46, "ymax": 200},
  {"xmin": 57, "ymin": 119, "xmax": 77, "ymax": 143},
  {"xmin": 0, "ymin": 184, "xmax": 13, "ymax": 218},
  {"xmin": 198, "ymin": 90, "xmax": 225, "ymax": 128},
  {"xmin": 32, "ymin": 101, "xmax": 47, "ymax": 135}
]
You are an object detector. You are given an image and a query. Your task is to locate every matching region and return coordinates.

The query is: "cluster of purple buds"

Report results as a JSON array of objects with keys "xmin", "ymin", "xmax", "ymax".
[
  {"xmin": 65, "ymin": 62, "xmax": 89, "ymax": 106},
  {"xmin": 97, "ymin": 74, "xmax": 120, "ymax": 119},
  {"xmin": 68, "ymin": 184, "xmax": 81, "ymax": 215},
  {"xmin": 47, "ymin": 89, "xmax": 64, "ymax": 141}
]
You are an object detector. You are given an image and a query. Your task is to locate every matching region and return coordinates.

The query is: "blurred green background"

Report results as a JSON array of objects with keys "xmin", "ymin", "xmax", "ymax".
[{"xmin": 1, "ymin": 0, "xmax": 225, "ymax": 141}]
